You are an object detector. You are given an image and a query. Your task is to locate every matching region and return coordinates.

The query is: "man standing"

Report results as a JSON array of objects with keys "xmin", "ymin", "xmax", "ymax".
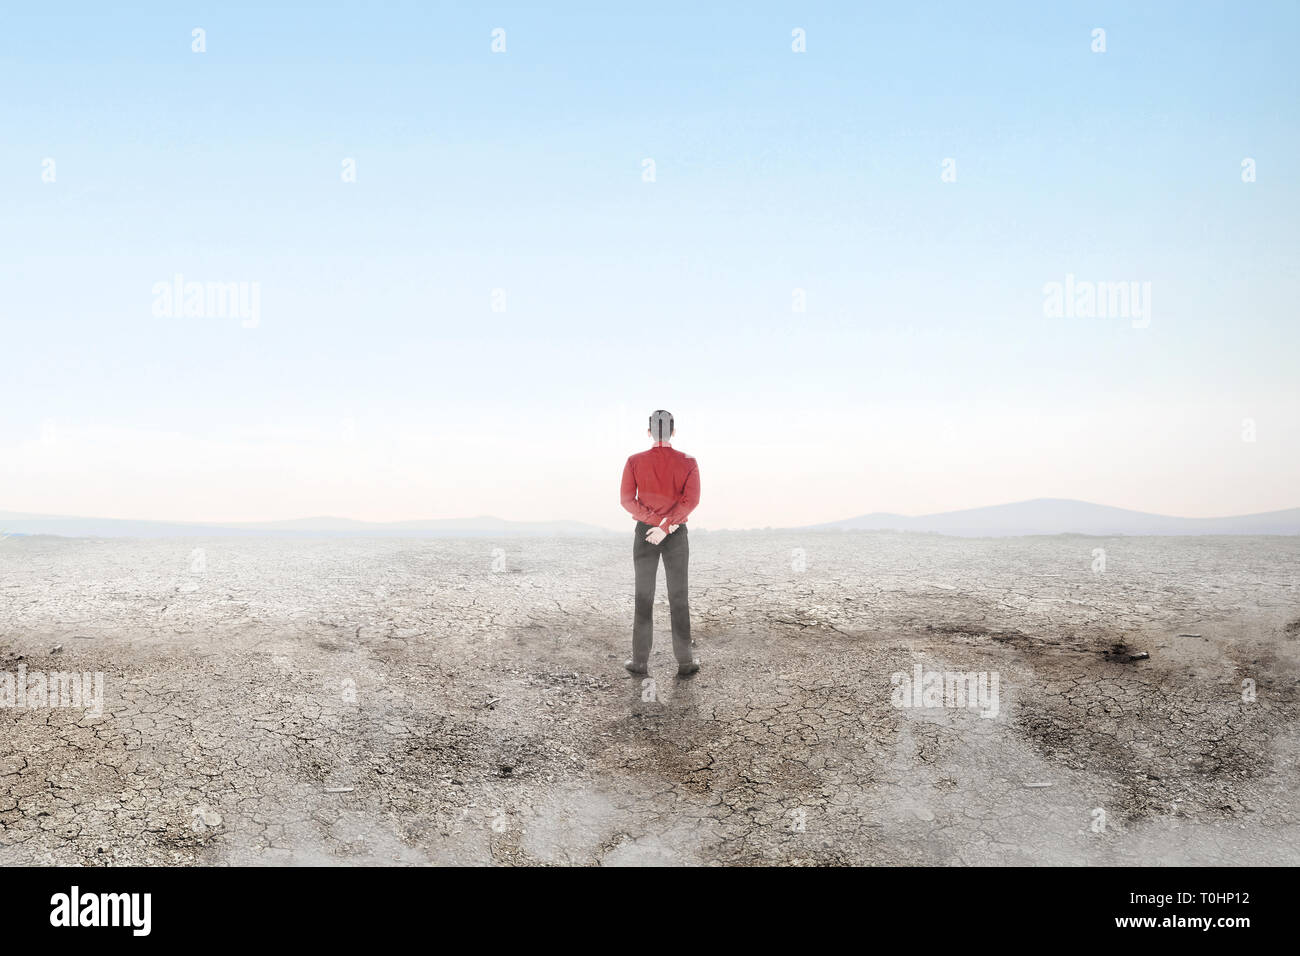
[{"xmin": 620, "ymin": 409, "xmax": 702, "ymax": 677}]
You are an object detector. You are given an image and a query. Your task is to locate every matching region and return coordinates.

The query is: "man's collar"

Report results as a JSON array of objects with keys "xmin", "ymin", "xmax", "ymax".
[{"xmin": 652, "ymin": 441, "xmax": 672, "ymax": 447}]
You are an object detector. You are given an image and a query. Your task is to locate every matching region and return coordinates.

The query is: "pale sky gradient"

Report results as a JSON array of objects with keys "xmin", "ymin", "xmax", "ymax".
[{"xmin": 2, "ymin": 2, "xmax": 1297, "ymax": 529}]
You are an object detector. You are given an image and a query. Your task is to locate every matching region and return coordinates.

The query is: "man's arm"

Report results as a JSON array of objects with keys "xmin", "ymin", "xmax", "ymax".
[
  {"xmin": 662, "ymin": 460, "xmax": 700, "ymax": 528},
  {"xmin": 620, "ymin": 458, "xmax": 662, "ymax": 526}
]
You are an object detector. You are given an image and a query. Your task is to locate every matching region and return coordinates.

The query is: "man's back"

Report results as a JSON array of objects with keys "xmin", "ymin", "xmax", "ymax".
[
  {"xmin": 620, "ymin": 410, "xmax": 701, "ymax": 678},
  {"xmin": 621, "ymin": 444, "xmax": 700, "ymax": 530}
]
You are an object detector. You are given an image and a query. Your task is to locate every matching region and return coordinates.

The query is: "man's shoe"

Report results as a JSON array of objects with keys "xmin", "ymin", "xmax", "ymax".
[
  {"xmin": 624, "ymin": 660, "xmax": 648, "ymax": 675},
  {"xmin": 677, "ymin": 660, "xmax": 701, "ymax": 677}
]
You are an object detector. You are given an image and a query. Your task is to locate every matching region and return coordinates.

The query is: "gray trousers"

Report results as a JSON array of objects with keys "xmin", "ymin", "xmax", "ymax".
[{"xmin": 631, "ymin": 522, "xmax": 692, "ymax": 665}]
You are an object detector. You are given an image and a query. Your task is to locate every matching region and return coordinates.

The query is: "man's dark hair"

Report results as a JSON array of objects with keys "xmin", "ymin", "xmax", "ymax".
[{"xmin": 649, "ymin": 409, "xmax": 674, "ymax": 441}]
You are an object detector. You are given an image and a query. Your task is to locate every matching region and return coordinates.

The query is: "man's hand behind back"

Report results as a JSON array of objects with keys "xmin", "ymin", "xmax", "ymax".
[{"xmin": 645, "ymin": 526, "xmax": 668, "ymax": 545}]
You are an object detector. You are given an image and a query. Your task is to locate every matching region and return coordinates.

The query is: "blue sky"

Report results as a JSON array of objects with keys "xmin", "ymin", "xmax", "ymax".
[{"xmin": 2, "ymin": 2, "xmax": 1297, "ymax": 528}]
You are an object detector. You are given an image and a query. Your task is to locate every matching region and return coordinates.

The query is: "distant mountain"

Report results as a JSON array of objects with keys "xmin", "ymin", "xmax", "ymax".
[
  {"xmin": 0, "ymin": 511, "xmax": 617, "ymax": 539},
  {"xmin": 807, "ymin": 498, "xmax": 1300, "ymax": 537}
]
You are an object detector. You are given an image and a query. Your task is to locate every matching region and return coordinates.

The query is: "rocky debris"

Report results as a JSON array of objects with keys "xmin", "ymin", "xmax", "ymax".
[{"xmin": 1104, "ymin": 641, "xmax": 1151, "ymax": 663}]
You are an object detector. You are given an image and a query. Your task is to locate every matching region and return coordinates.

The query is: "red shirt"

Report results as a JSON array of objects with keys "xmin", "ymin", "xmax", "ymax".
[{"xmin": 620, "ymin": 441, "xmax": 701, "ymax": 529}]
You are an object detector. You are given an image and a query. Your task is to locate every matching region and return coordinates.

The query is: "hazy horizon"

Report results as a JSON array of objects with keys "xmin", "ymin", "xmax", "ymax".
[{"xmin": 3, "ymin": 495, "xmax": 1298, "ymax": 536}]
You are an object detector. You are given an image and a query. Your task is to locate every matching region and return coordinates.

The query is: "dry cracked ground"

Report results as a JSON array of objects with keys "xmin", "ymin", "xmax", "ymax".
[{"xmin": 1, "ymin": 531, "xmax": 1298, "ymax": 866}]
